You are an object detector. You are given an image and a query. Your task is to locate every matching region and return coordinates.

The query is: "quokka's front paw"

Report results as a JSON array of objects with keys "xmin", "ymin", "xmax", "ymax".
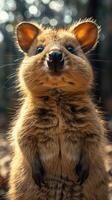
[
  {"xmin": 32, "ymin": 156, "xmax": 45, "ymax": 188},
  {"xmin": 75, "ymin": 152, "xmax": 89, "ymax": 185}
]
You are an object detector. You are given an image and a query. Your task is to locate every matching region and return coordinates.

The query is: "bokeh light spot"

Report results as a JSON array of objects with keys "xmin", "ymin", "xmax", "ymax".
[
  {"xmin": 6, "ymin": 0, "xmax": 16, "ymax": 11},
  {"xmin": 42, "ymin": 17, "xmax": 50, "ymax": 25},
  {"xmin": 0, "ymin": 11, "xmax": 9, "ymax": 24},
  {"xmin": 64, "ymin": 15, "xmax": 72, "ymax": 24},
  {"xmin": 0, "ymin": 0, "xmax": 5, "ymax": 10},
  {"xmin": 41, "ymin": 0, "xmax": 50, "ymax": 5},
  {"xmin": 5, "ymin": 24, "xmax": 14, "ymax": 32},
  {"xmin": 29, "ymin": 5, "xmax": 38, "ymax": 15},
  {"xmin": 50, "ymin": 18, "xmax": 58, "ymax": 26},
  {"xmin": 81, "ymin": 0, "xmax": 88, "ymax": 4},
  {"xmin": 0, "ymin": 31, "xmax": 4, "ymax": 43},
  {"xmin": 49, "ymin": 0, "xmax": 64, "ymax": 12},
  {"xmin": 9, "ymin": 12, "xmax": 15, "ymax": 22},
  {"xmin": 25, "ymin": 0, "xmax": 35, "ymax": 4}
]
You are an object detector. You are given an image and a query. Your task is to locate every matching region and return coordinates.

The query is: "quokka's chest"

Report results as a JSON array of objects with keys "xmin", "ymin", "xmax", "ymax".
[
  {"xmin": 36, "ymin": 102, "xmax": 86, "ymax": 134},
  {"xmin": 36, "ymin": 103, "xmax": 81, "ymax": 133},
  {"xmin": 37, "ymin": 104, "xmax": 82, "ymax": 159},
  {"xmin": 35, "ymin": 103, "xmax": 83, "ymax": 173}
]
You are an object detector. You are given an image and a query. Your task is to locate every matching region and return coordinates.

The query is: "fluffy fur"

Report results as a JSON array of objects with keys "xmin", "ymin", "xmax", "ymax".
[{"xmin": 8, "ymin": 19, "xmax": 109, "ymax": 200}]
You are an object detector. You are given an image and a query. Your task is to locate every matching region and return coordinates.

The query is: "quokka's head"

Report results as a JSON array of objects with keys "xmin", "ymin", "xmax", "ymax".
[{"xmin": 16, "ymin": 19, "xmax": 100, "ymax": 95}]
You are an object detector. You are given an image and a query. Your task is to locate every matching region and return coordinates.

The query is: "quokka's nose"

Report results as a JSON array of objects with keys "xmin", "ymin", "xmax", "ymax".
[{"xmin": 47, "ymin": 51, "xmax": 64, "ymax": 72}]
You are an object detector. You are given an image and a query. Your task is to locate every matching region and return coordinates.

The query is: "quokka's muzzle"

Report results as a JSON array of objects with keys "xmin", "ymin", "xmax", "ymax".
[{"xmin": 47, "ymin": 51, "xmax": 64, "ymax": 73}]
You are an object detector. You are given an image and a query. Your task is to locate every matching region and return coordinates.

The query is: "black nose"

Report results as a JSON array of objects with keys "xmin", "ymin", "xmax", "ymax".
[{"xmin": 47, "ymin": 51, "xmax": 64, "ymax": 72}]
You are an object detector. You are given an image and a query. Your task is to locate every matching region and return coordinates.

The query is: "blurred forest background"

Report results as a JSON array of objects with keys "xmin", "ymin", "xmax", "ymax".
[{"xmin": 0, "ymin": 0, "xmax": 112, "ymax": 199}]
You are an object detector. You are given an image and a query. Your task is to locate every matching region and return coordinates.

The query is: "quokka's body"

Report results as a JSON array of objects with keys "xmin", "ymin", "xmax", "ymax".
[{"xmin": 8, "ymin": 19, "xmax": 109, "ymax": 200}]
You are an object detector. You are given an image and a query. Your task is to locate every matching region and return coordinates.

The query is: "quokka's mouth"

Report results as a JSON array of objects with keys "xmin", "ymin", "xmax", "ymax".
[{"xmin": 49, "ymin": 70, "xmax": 64, "ymax": 77}]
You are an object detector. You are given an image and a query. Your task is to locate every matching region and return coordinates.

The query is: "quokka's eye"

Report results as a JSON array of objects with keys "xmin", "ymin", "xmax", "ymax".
[
  {"xmin": 35, "ymin": 45, "xmax": 44, "ymax": 54},
  {"xmin": 65, "ymin": 45, "xmax": 76, "ymax": 54}
]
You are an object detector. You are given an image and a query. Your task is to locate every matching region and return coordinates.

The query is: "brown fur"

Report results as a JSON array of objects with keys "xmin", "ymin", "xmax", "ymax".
[{"xmin": 8, "ymin": 20, "xmax": 109, "ymax": 200}]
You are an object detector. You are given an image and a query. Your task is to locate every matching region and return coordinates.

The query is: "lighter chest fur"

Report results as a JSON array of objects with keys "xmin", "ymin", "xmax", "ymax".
[{"xmin": 33, "ymin": 90, "xmax": 84, "ymax": 180}]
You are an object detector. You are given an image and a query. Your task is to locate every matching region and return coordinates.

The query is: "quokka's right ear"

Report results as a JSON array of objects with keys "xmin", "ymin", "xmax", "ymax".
[
  {"xmin": 70, "ymin": 20, "xmax": 100, "ymax": 52},
  {"xmin": 16, "ymin": 22, "xmax": 42, "ymax": 52}
]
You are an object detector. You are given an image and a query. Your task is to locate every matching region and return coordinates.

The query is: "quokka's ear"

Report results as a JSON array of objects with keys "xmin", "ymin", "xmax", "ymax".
[
  {"xmin": 16, "ymin": 22, "xmax": 42, "ymax": 52},
  {"xmin": 70, "ymin": 20, "xmax": 100, "ymax": 52}
]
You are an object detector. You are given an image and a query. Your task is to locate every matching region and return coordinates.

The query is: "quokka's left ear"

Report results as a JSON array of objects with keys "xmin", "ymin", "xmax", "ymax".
[
  {"xmin": 70, "ymin": 19, "xmax": 100, "ymax": 52},
  {"xmin": 16, "ymin": 22, "xmax": 42, "ymax": 52}
]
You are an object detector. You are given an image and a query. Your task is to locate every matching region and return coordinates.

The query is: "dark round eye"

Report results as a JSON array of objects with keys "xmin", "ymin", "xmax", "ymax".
[
  {"xmin": 35, "ymin": 45, "xmax": 44, "ymax": 54},
  {"xmin": 66, "ymin": 45, "xmax": 75, "ymax": 54}
]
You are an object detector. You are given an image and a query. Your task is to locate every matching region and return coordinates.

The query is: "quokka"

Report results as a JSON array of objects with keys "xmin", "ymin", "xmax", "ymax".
[{"xmin": 8, "ymin": 19, "xmax": 109, "ymax": 200}]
